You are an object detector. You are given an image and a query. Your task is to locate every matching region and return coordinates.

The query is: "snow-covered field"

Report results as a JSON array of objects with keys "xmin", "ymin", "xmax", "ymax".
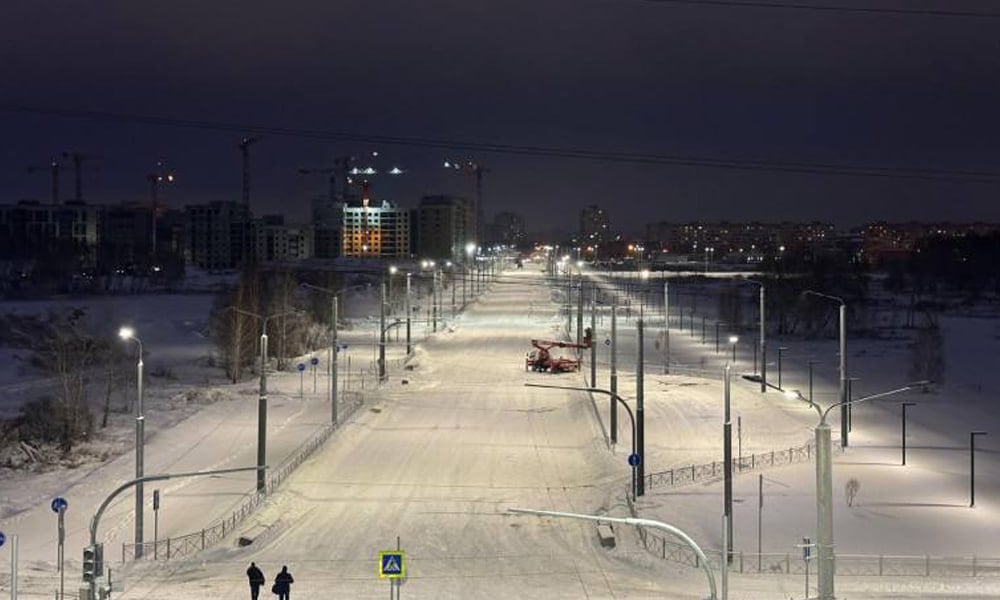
[{"xmin": 1, "ymin": 265, "xmax": 999, "ymax": 599}]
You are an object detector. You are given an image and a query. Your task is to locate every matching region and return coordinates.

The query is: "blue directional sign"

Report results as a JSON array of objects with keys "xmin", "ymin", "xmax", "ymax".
[
  {"xmin": 297, "ymin": 363, "xmax": 306, "ymax": 372},
  {"xmin": 379, "ymin": 550, "xmax": 406, "ymax": 579},
  {"xmin": 310, "ymin": 357, "xmax": 319, "ymax": 366},
  {"xmin": 0, "ymin": 531, "xmax": 6, "ymax": 547},
  {"xmin": 51, "ymin": 497, "xmax": 68, "ymax": 513},
  {"xmin": 628, "ymin": 453, "xmax": 641, "ymax": 467}
]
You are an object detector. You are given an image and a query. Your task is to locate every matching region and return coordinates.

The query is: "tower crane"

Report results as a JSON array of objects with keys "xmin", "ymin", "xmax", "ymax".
[
  {"xmin": 62, "ymin": 151, "xmax": 94, "ymax": 202},
  {"xmin": 443, "ymin": 158, "xmax": 490, "ymax": 244},
  {"xmin": 26, "ymin": 159, "xmax": 61, "ymax": 205}
]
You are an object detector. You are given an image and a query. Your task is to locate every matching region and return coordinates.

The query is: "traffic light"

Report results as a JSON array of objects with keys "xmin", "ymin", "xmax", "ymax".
[{"xmin": 82, "ymin": 543, "xmax": 104, "ymax": 583}]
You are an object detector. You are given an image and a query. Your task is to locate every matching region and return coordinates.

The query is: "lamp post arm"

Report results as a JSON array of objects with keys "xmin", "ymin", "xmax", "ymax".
[
  {"xmin": 508, "ymin": 508, "xmax": 717, "ymax": 600},
  {"xmin": 820, "ymin": 382, "xmax": 930, "ymax": 424},
  {"xmin": 802, "ymin": 290, "xmax": 844, "ymax": 306},
  {"xmin": 89, "ymin": 465, "xmax": 266, "ymax": 546}
]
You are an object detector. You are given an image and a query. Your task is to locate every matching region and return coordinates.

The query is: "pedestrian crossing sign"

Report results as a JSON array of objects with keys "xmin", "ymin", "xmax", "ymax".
[{"xmin": 379, "ymin": 550, "xmax": 406, "ymax": 579}]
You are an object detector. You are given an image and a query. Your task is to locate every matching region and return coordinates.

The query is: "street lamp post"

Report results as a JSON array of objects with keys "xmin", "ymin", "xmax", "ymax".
[
  {"xmin": 406, "ymin": 273, "xmax": 412, "ymax": 354},
  {"xmin": 590, "ymin": 286, "xmax": 597, "ymax": 387},
  {"xmin": 637, "ymin": 317, "xmax": 645, "ymax": 497},
  {"xmin": 901, "ymin": 402, "xmax": 916, "ymax": 466},
  {"xmin": 784, "ymin": 381, "xmax": 927, "ymax": 600},
  {"xmin": 970, "ymin": 431, "xmax": 987, "ymax": 507},
  {"xmin": 525, "ymin": 383, "xmax": 639, "ymax": 500},
  {"xmin": 663, "ymin": 280, "xmax": 670, "ymax": 375},
  {"xmin": 226, "ymin": 307, "xmax": 300, "ymax": 493},
  {"xmin": 610, "ymin": 296, "xmax": 619, "ymax": 445},
  {"xmin": 808, "ymin": 360, "xmax": 821, "ymax": 405},
  {"xmin": 723, "ymin": 363, "xmax": 733, "ymax": 562},
  {"xmin": 729, "ymin": 335, "xmax": 738, "ymax": 366},
  {"xmin": 804, "ymin": 290, "xmax": 848, "ymax": 448},
  {"xmin": 303, "ymin": 282, "xmax": 379, "ymax": 424},
  {"xmin": 118, "ymin": 327, "xmax": 145, "ymax": 559},
  {"xmin": 724, "ymin": 279, "xmax": 767, "ymax": 392},
  {"xmin": 777, "ymin": 346, "xmax": 788, "ymax": 390},
  {"xmin": 508, "ymin": 508, "xmax": 718, "ymax": 600},
  {"xmin": 379, "ymin": 282, "xmax": 386, "ymax": 380}
]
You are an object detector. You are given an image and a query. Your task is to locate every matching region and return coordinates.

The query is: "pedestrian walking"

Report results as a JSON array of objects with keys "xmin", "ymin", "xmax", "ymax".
[
  {"xmin": 246, "ymin": 562, "xmax": 265, "ymax": 600},
  {"xmin": 272, "ymin": 565, "xmax": 294, "ymax": 600}
]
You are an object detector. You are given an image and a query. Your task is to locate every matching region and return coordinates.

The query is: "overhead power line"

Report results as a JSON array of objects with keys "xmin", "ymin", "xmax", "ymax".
[
  {"xmin": 634, "ymin": 0, "xmax": 1000, "ymax": 18},
  {"xmin": 2, "ymin": 103, "xmax": 1000, "ymax": 183}
]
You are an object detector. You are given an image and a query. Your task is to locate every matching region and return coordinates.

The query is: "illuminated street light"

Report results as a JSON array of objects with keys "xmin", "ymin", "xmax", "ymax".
[
  {"xmin": 118, "ymin": 326, "xmax": 145, "ymax": 558},
  {"xmin": 785, "ymin": 382, "xmax": 928, "ymax": 600}
]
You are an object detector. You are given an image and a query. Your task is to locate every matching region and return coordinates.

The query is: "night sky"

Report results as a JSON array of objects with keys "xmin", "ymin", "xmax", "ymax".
[{"xmin": 2, "ymin": 0, "xmax": 999, "ymax": 235}]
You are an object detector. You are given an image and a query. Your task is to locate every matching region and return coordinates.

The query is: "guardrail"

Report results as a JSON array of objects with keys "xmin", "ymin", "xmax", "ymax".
[
  {"xmin": 628, "ymin": 442, "xmax": 1000, "ymax": 578},
  {"xmin": 121, "ymin": 379, "xmax": 376, "ymax": 561},
  {"xmin": 644, "ymin": 440, "xmax": 815, "ymax": 490}
]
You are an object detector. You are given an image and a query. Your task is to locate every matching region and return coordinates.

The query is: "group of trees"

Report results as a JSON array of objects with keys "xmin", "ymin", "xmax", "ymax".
[
  {"xmin": 0, "ymin": 309, "xmax": 129, "ymax": 460},
  {"xmin": 208, "ymin": 267, "xmax": 339, "ymax": 383},
  {"xmin": 884, "ymin": 232, "xmax": 1000, "ymax": 299}
]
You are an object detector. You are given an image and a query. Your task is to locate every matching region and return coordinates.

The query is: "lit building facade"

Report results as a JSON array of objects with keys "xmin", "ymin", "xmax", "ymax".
[{"xmin": 342, "ymin": 198, "xmax": 411, "ymax": 259}]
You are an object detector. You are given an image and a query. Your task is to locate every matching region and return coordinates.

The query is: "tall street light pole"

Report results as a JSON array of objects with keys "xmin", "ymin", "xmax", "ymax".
[
  {"xmin": 525, "ymin": 383, "xmax": 638, "ymax": 500},
  {"xmin": 785, "ymin": 381, "xmax": 927, "ymax": 600},
  {"xmin": 227, "ymin": 307, "xmax": 299, "ymax": 493},
  {"xmin": 723, "ymin": 362, "xmax": 733, "ymax": 562},
  {"xmin": 724, "ymin": 279, "xmax": 766, "ymax": 392},
  {"xmin": 971, "ymin": 431, "xmax": 987, "ymax": 507},
  {"xmin": 379, "ymin": 282, "xmax": 387, "ymax": 381},
  {"xmin": 406, "ymin": 273, "xmax": 412, "ymax": 354},
  {"xmin": 590, "ymin": 286, "xmax": 597, "ymax": 387},
  {"xmin": 804, "ymin": 290, "xmax": 848, "ymax": 448},
  {"xmin": 118, "ymin": 327, "xmax": 145, "ymax": 559},
  {"xmin": 777, "ymin": 346, "xmax": 788, "ymax": 390},
  {"xmin": 636, "ymin": 316, "xmax": 645, "ymax": 497},
  {"xmin": 610, "ymin": 296, "xmax": 619, "ymax": 445},
  {"xmin": 663, "ymin": 279, "xmax": 670, "ymax": 375},
  {"xmin": 901, "ymin": 402, "xmax": 916, "ymax": 466}
]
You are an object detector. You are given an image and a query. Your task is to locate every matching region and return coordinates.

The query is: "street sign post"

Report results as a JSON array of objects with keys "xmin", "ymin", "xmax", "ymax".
[
  {"xmin": 297, "ymin": 363, "xmax": 305, "ymax": 398},
  {"xmin": 52, "ymin": 497, "xmax": 68, "ymax": 599},
  {"xmin": 800, "ymin": 536, "xmax": 813, "ymax": 599},
  {"xmin": 310, "ymin": 356, "xmax": 319, "ymax": 392},
  {"xmin": 380, "ymin": 546, "xmax": 406, "ymax": 600},
  {"xmin": 379, "ymin": 550, "xmax": 406, "ymax": 579}
]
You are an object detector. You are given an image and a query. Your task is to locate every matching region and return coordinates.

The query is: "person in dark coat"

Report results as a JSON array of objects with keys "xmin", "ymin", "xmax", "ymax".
[
  {"xmin": 273, "ymin": 565, "xmax": 294, "ymax": 600},
  {"xmin": 246, "ymin": 562, "xmax": 265, "ymax": 600}
]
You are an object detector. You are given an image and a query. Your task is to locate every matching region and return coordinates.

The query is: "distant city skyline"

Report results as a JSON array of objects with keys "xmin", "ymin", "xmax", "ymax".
[{"xmin": 3, "ymin": 1, "xmax": 1000, "ymax": 233}]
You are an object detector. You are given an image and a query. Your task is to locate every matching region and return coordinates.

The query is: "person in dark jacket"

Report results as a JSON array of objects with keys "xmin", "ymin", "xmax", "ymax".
[
  {"xmin": 273, "ymin": 565, "xmax": 294, "ymax": 600},
  {"xmin": 246, "ymin": 562, "xmax": 265, "ymax": 600}
]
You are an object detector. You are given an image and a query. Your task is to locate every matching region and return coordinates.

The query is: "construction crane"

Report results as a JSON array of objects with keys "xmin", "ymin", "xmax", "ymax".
[
  {"xmin": 62, "ymin": 151, "xmax": 94, "ymax": 202},
  {"xmin": 146, "ymin": 161, "xmax": 175, "ymax": 256},
  {"xmin": 239, "ymin": 136, "xmax": 262, "ymax": 208},
  {"xmin": 443, "ymin": 158, "xmax": 490, "ymax": 243},
  {"xmin": 525, "ymin": 328, "xmax": 593, "ymax": 374},
  {"xmin": 238, "ymin": 136, "xmax": 262, "ymax": 266},
  {"xmin": 26, "ymin": 159, "xmax": 61, "ymax": 205}
]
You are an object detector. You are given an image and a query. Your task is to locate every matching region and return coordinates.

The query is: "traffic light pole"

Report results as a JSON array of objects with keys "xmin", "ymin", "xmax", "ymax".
[{"xmin": 82, "ymin": 466, "xmax": 265, "ymax": 599}]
